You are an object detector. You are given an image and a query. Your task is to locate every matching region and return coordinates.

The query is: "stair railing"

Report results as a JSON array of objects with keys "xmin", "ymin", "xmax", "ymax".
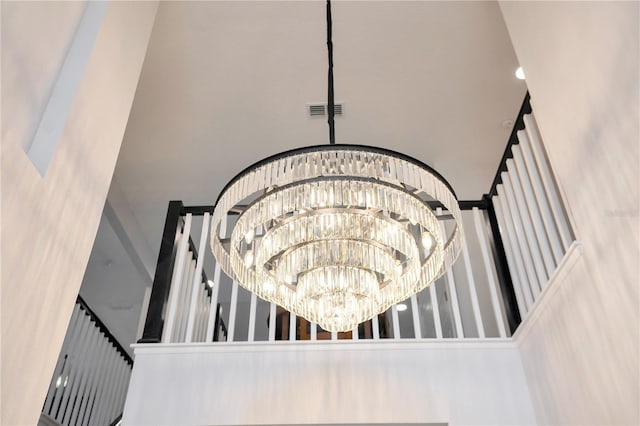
[{"xmin": 41, "ymin": 297, "xmax": 133, "ymax": 426}]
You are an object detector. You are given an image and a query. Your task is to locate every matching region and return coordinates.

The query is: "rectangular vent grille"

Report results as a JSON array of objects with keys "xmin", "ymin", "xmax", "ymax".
[{"xmin": 308, "ymin": 103, "xmax": 344, "ymax": 117}]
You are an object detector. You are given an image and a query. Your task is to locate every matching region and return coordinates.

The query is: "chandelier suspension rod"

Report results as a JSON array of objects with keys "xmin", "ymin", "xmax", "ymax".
[{"xmin": 326, "ymin": 0, "xmax": 336, "ymax": 145}]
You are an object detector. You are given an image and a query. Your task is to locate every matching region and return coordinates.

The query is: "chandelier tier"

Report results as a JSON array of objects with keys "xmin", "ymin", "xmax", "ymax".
[{"xmin": 210, "ymin": 145, "xmax": 464, "ymax": 332}]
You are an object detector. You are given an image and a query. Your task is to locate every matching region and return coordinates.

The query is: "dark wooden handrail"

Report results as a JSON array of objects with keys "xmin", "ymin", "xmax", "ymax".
[
  {"xmin": 487, "ymin": 92, "xmax": 532, "ymax": 198},
  {"xmin": 76, "ymin": 296, "xmax": 133, "ymax": 366}
]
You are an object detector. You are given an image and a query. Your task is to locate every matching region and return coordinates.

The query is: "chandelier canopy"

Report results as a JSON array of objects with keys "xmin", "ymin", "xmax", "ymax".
[{"xmin": 210, "ymin": 145, "xmax": 464, "ymax": 332}]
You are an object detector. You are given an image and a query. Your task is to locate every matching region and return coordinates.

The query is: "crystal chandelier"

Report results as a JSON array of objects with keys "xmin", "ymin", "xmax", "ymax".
[{"xmin": 210, "ymin": 2, "xmax": 464, "ymax": 332}]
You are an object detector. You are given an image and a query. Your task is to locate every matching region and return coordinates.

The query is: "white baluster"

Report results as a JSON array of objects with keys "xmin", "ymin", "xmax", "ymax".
[
  {"xmin": 512, "ymin": 145, "xmax": 556, "ymax": 275},
  {"xmin": 227, "ymin": 281, "xmax": 239, "ymax": 342},
  {"xmin": 248, "ymin": 293, "xmax": 257, "ymax": 342},
  {"xmin": 498, "ymin": 184, "xmax": 539, "ymax": 306},
  {"xmin": 192, "ymin": 283, "xmax": 202, "ymax": 342},
  {"xmin": 117, "ymin": 363, "xmax": 131, "ymax": 420},
  {"xmin": 205, "ymin": 281, "xmax": 221, "ymax": 342},
  {"xmin": 205, "ymin": 286, "xmax": 220, "ymax": 343},
  {"xmin": 64, "ymin": 317, "xmax": 104, "ymax": 424},
  {"xmin": 163, "ymin": 214, "xmax": 193, "ymax": 342},
  {"xmin": 200, "ymin": 289, "xmax": 211, "ymax": 342},
  {"xmin": 472, "ymin": 207, "xmax": 508, "ymax": 338},
  {"xmin": 109, "ymin": 358, "xmax": 130, "ymax": 425},
  {"xmin": 172, "ymin": 254, "xmax": 190, "ymax": 342},
  {"xmin": 82, "ymin": 339, "xmax": 114, "ymax": 426},
  {"xmin": 136, "ymin": 287, "xmax": 152, "ymax": 341},
  {"xmin": 93, "ymin": 344, "xmax": 120, "ymax": 426},
  {"xmin": 310, "ymin": 322, "xmax": 317, "ymax": 341},
  {"xmin": 391, "ymin": 305, "xmax": 401, "ymax": 339},
  {"xmin": 120, "ymin": 365, "xmax": 133, "ymax": 416},
  {"xmin": 504, "ymin": 170, "xmax": 547, "ymax": 293},
  {"xmin": 410, "ymin": 294, "xmax": 422, "ymax": 339},
  {"xmin": 96, "ymin": 359, "xmax": 119, "ymax": 426},
  {"xmin": 518, "ymin": 129, "xmax": 565, "ymax": 263},
  {"xmin": 507, "ymin": 163, "xmax": 548, "ymax": 285},
  {"xmin": 372, "ymin": 313, "xmax": 380, "ymax": 340},
  {"xmin": 268, "ymin": 303, "xmax": 276, "ymax": 342},
  {"xmin": 429, "ymin": 282, "xmax": 443, "ymax": 339},
  {"xmin": 196, "ymin": 283, "xmax": 207, "ymax": 342},
  {"xmin": 176, "ymin": 257, "xmax": 195, "ymax": 342},
  {"xmin": 524, "ymin": 113, "xmax": 573, "ymax": 249},
  {"xmin": 55, "ymin": 316, "xmax": 98, "ymax": 423},
  {"xmin": 44, "ymin": 305, "xmax": 80, "ymax": 414},
  {"xmin": 206, "ymin": 215, "xmax": 227, "ymax": 342},
  {"xmin": 91, "ymin": 350, "xmax": 114, "ymax": 426},
  {"xmin": 47, "ymin": 308, "xmax": 86, "ymax": 416},
  {"xmin": 493, "ymin": 195, "xmax": 529, "ymax": 317},
  {"xmin": 437, "ymin": 208, "xmax": 464, "ymax": 338},
  {"xmin": 186, "ymin": 213, "xmax": 211, "ymax": 342},
  {"xmin": 115, "ymin": 362, "xmax": 131, "ymax": 422},
  {"xmin": 289, "ymin": 312, "xmax": 297, "ymax": 341},
  {"xmin": 100, "ymin": 355, "xmax": 125, "ymax": 426},
  {"xmin": 461, "ymin": 239, "xmax": 485, "ymax": 338}
]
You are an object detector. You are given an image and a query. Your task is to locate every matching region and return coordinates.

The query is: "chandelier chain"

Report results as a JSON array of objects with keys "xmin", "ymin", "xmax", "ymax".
[{"xmin": 326, "ymin": 0, "xmax": 336, "ymax": 145}]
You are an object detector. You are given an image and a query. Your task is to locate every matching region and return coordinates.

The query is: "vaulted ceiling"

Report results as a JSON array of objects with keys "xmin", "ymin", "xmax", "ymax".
[{"xmin": 114, "ymin": 0, "xmax": 526, "ymax": 256}]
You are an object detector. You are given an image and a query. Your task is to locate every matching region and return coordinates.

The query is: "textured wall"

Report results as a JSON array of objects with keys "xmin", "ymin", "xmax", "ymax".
[
  {"xmin": 1, "ymin": 1, "xmax": 86, "ymax": 151},
  {"xmin": 123, "ymin": 342, "xmax": 535, "ymax": 425},
  {"xmin": 499, "ymin": 2, "xmax": 639, "ymax": 424},
  {"xmin": 1, "ymin": 2, "xmax": 158, "ymax": 424}
]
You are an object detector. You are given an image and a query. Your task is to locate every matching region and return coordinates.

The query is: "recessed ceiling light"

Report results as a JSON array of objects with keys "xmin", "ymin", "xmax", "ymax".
[
  {"xmin": 515, "ymin": 66, "xmax": 526, "ymax": 80},
  {"xmin": 396, "ymin": 303, "xmax": 408, "ymax": 312}
]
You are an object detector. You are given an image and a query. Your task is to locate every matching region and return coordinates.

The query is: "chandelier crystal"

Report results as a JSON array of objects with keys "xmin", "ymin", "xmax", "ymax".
[{"xmin": 210, "ymin": 145, "xmax": 464, "ymax": 332}]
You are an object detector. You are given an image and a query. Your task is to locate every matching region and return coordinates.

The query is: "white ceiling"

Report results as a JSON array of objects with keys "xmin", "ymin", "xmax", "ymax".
[
  {"xmin": 114, "ymin": 0, "xmax": 527, "ymax": 257},
  {"xmin": 79, "ymin": 213, "xmax": 149, "ymax": 356}
]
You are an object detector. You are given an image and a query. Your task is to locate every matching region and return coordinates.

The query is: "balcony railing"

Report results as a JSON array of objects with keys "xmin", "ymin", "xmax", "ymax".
[
  {"xmin": 138, "ymin": 93, "xmax": 575, "ymax": 345},
  {"xmin": 488, "ymin": 108, "xmax": 575, "ymax": 317}
]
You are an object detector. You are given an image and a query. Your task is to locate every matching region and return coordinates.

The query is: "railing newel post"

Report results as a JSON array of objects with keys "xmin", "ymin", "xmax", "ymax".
[
  {"xmin": 138, "ymin": 201, "xmax": 184, "ymax": 343},
  {"xmin": 484, "ymin": 195, "xmax": 522, "ymax": 334}
]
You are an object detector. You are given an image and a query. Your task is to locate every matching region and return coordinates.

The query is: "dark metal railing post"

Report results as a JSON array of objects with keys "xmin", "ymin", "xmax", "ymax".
[
  {"xmin": 483, "ymin": 195, "xmax": 521, "ymax": 333},
  {"xmin": 138, "ymin": 201, "xmax": 184, "ymax": 343}
]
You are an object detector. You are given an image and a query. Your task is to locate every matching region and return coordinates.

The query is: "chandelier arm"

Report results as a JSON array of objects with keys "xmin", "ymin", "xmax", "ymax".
[{"xmin": 326, "ymin": 0, "xmax": 336, "ymax": 145}]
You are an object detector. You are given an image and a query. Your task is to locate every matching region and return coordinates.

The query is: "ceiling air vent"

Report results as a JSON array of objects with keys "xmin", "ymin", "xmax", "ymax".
[{"xmin": 308, "ymin": 102, "xmax": 344, "ymax": 117}]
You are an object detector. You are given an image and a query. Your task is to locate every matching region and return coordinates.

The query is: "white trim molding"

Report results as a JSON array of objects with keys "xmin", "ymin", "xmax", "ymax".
[
  {"xmin": 512, "ymin": 240, "xmax": 583, "ymax": 346},
  {"xmin": 132, "ymin": 337, "xmax": 515, "ymax": 356}
]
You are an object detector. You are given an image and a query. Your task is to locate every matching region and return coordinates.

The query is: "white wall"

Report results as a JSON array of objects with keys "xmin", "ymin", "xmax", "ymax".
[
  {"xmin": 1, "ymin": 0, "xmax": 86, "ymax": 151},
  {"xmin": 1, "ymin": 2, "xmax": 158, "ymax": 424},
  {"xmin": 499, "ymin": 2, "xmax": 639, "ymax": 424},
  {"xmin": 123, "ymin": 341, "xmax": 535, "ymax": 425}
]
